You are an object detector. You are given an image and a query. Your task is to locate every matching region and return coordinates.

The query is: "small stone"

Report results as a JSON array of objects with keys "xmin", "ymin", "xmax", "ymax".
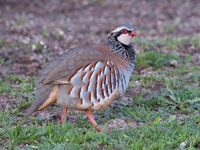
[
  {"xmin": 39, "ymin": 41, "xmax": 45, "ymax": 45},
  {"xmin": 170, "ymin": 60, "xmax": 178, "ymax": 67},
  {"xmin": 179, "ymin": 140, "xmax": 188, "ymax": 148},
  {"xmin": 66, "ymin": 139, "xmax": 69, "ymax": 142},
  {"xmin": 57, "ymin": 28, "xmax": 64, "ymax": 36},
  {"xmin": 31, "ymin": 44, "xmax": 36, "ymax": 51}
]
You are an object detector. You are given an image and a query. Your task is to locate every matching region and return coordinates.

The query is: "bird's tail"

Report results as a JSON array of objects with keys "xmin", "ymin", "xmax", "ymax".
[{"xmin": 24, "ymin": 86, "xmax": 58, "ymax": 118}]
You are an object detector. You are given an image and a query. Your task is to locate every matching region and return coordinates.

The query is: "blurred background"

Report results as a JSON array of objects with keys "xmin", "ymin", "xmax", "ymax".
[{"xmin": 0, "ymin": 0, "xmax": 199, "ymax": 76}]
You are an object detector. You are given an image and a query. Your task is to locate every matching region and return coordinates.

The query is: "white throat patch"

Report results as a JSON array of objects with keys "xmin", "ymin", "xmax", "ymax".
[{"xmin": 117, "ymin": 34, "xmax": 132, "ymax": 45}]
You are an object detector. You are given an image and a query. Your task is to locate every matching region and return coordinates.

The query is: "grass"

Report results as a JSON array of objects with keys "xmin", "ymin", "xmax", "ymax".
[
  {"xmin": 8, "ymin": 42, "xmax": 25, "ymax": 47},
  {"xmin": 135, "ymin": 34, "xmax": 200, "ymax": 51},
  {"xmin": 41, "ymin": 29, "xmax": 49, "ymax": 37},
  {"xmin": 0, "ymin": 35, "xmax": 200, "ymax": 149},
  {"xmin": 0, "ymin": 112, "xmax": 199, "ymax": 149},
  {"xmin": 16, "ymin": 14, "xmax": 26, "ymax": 26},
  {"xmin": 0, "ymin": 75, "xmax": 36, "ymax": 115},
  {"xmin": 136, "ymin": 50, "xmax": 179, "ymax": 69},
  {"xmin": 164, "ymin": 19, "xmax": 181, "ymax": 33},
  {"xmin": 0, "ymin": 37, "xmax": 4, "ymax": 48}
]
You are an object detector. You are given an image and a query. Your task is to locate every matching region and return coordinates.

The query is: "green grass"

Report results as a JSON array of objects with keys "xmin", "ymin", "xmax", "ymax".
[
  {"xmin": 164, "ymin": 19, "xmax": 181, "ymax": 33},
  {"xmin": 136, "ymin": 50, "xmax": 179, "ymax": 69},
  {"xmin": 8, "ymin": 42, "xmax": 25, "ymax": 47},
  {"xmin": 0, "ymin": 112, "xmax": 199, "ymax": 149},
  {"xmin": 0, "ymin": 74, "xmax": 36, "ymax": 114},
  {"xmin": 41, "ymin": 29, "xmax": 49, "ymax": 37},
  {"xmin": 0, "ymin": 35, "xmax": 200, "ymax": 149},
  {"xmin": 0, "ymin": 57, "xmax": 5, "ymax": 64},
  {"xmin": 16, "ymin": 14, "xmax": 26, "ymax": 26},
  {"xmin": 0, "ymin": 37, "xmax": 4, "ymax": 48},
  {"xmin": 135, "ymin": 34, "xmax": 200, "ymax": 51},
  {"xmin": 191, "ymin": 35, "xmax": 200, "ymax": 49}
]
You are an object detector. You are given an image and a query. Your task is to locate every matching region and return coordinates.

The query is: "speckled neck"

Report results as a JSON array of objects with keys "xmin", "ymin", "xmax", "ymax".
[{"xmin": 107, "ymin": 34, "xmax": 136, "ymax": 68}]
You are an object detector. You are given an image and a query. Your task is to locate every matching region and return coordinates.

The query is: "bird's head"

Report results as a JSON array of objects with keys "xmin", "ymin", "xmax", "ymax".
[{"xmin": 111, "ymin": 24, "xmax": 137, "ymax": 45}]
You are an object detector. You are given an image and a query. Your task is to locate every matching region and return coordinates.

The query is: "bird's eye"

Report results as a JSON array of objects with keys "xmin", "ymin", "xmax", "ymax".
[{"xmin": 120, "ymin": 29, "xmax": 128, "ymax": 34}]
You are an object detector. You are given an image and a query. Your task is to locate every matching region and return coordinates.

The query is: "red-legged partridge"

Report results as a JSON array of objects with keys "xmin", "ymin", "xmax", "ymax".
[{"xmin": 25, "ymin": 24, "xmax": 137, "ymax": 131}]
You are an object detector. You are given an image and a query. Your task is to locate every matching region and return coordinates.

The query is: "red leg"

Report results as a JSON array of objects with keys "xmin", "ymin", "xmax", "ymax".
[
  {"xmin": 60, "ymin": 107, "xmax": 67, "ymax": 124},
  {"xmin": 85, "ymin": 111, "xmax": 102, "ymax": 132}
]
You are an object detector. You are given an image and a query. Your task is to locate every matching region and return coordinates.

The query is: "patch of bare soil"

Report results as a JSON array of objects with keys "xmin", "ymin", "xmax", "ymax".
[
  {"xmin": 108, "ymin": 118, "xmax": 142, "ymax": 129},
  {"xmin": 0, "ymin": 94, "xmax": 17, "ymax": 111},
  {"xmin": 0, "ymin": 0, "xmax": 199, "ymax": 75}
]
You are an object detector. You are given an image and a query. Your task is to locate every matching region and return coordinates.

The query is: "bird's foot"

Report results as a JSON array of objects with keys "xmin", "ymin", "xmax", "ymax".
[
  {"xmin": 60, "ymin": 107, "xmax": 67, "ymax": 124},
  {"xmin": 85, "ymin": 111, "xmax": 102, "ymax": 132}
]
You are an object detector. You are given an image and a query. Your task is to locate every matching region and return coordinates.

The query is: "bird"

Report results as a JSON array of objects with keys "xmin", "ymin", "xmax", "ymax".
[{"xmin": 25, "ymin": 24, "xmax": 137, "ymax": 131}]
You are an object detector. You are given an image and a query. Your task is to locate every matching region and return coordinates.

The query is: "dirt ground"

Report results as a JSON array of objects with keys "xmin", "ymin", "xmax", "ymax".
[{"xmin": 0, "ymin": 0, "xmax": 200, "ymax": 121}]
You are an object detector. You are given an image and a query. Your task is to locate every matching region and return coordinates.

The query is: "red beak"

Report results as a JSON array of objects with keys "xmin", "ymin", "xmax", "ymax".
[{"xmin": 129, "ymin": 31, "xmax": 137, "ymax": 37}]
